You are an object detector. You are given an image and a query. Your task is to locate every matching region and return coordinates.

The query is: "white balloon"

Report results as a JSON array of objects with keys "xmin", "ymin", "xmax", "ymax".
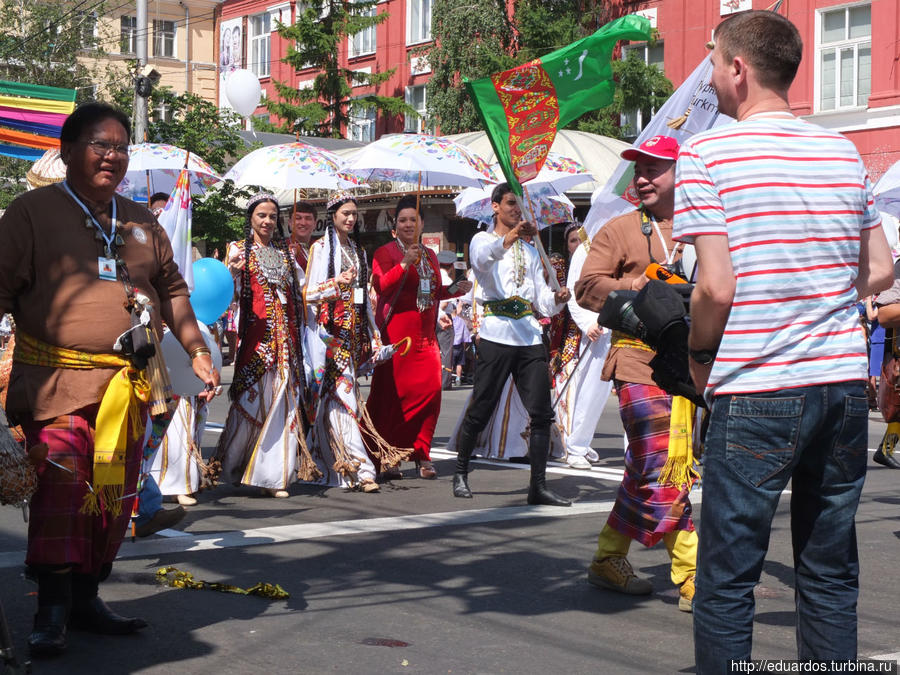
[
  {"xmin": 225, "ymin": 69, "xmax": 262, "ymax": 117},
  {"xmin": 160, "ymin": 322, "xmax": 223, "ymax": 396}
]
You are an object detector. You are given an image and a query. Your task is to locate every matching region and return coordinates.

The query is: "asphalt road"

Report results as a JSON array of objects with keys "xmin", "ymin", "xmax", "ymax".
[{"xmin": 1, "ymin": 366, "xmax": 898, "ymax": 674}]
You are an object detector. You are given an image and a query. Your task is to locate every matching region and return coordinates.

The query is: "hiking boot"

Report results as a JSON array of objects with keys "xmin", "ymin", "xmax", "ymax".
[
  {"xmin": 587, "ymin": 556, "xmax": 652, "ymax": 595},
  {"xmin": 678, "ymin": 575, "xmax": 695, "ymax": 612}
]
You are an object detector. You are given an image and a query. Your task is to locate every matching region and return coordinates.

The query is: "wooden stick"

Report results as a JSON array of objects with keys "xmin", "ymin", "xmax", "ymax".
[{"xmin": 514, "ymin": 191, "xmax": 560, "ymax": 291}]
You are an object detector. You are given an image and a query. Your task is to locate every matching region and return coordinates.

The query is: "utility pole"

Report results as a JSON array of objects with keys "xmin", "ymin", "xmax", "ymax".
[{"xmin": 134, "ymin": 0, "xmax": 148, "ymax": 142}]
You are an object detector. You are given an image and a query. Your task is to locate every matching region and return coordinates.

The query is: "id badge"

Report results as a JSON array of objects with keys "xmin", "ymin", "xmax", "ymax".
[
  {"xmin": 353, "ymin": 287, "xmax": 364, "ymax": 305},
  {"xmin": 420, "ymin": 278, "xmax": 431, "ymax": 293},
  {"xmin": 98, "ymin": 256, "xmax": 117, "ymax": 281}
]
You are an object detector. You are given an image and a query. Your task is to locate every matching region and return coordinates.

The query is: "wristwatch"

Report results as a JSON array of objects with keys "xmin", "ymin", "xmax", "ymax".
[{"xmin": 689, "ymin": 349, "xmax": 716, "ymax": 365}]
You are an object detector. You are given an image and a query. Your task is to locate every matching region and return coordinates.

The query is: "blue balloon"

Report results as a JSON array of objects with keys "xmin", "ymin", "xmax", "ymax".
[{"xmin": 190, "ymin": 258, "xmax": 234, "ymax": 325}]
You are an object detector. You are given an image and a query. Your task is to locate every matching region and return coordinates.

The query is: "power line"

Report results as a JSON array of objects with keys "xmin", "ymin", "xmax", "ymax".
[{"xmin": 0, "ymin": 0, "xmax": 107, "ymax": 63}]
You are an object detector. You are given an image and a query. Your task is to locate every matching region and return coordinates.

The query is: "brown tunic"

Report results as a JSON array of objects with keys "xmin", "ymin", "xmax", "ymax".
[
  {"xmin": 574, "ymin": 209, "xmax": 681, "ymax": 386},
  {"xmin": 0, "ymin": 183, "xmax": 188, "ymax": 422}
]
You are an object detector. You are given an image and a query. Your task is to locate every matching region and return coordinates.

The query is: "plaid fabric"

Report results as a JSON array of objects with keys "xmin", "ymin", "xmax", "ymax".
[
  {"xmin": 608, "ymin": 380, "xmax": 695, "ymax": 547},
  {"xmin": 23, "ymin": 405, "xmax": 142, "ymax": 574}
]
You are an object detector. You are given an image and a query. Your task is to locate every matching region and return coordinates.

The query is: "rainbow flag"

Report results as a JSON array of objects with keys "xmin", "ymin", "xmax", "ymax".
[
  {"xmin": 0, "ymin": 80, "xmax": 76, "ymax": 161},
  {"xmin": 466, "ymin": 15, "xmax": 651, "ymax": 195}
]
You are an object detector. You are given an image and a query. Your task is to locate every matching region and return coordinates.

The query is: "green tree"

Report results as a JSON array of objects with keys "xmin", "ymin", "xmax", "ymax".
[
  {"xmin": 265, "ymin": 0, "xmax": 415, "ymax": 137},
  {"xmin": 424, "ymin": 0, "xmax": 517, "ymax": 135},
  {"xmin": 0, "ymin": 1, "xmax": 116, "ymax": 208}
]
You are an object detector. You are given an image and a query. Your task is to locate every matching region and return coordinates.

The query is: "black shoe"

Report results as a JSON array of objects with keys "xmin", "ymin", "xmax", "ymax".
[
  {"xmin": 134, "ymin": 505, "xmax": 186, "ymax": 538},
  {"xmin": 452, "ymin": 473, "xmax": 473, "ymax": 498},
  {"xmin": 69, "ymin": 596, "xmax": 148, "ymax": 635},
  {"xmin": 874, "ymin": 447, "xmax": 900, "ymax": 469},
  {"xmin": 527, "ymin": 483, "xmax": 572, "ymax": 507},
  {"xmin": 28, "ymin": 604, "xmax": 68, "ymax": 657}
]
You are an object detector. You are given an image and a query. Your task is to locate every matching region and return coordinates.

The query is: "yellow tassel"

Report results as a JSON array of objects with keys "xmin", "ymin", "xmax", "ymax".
[
  {"xmin": 156, "ymin": 566, "xmax": 289, "ymax": 600},
  {"xmin": 667, "ymin": 109, "xmax": 691, "ymax": 130},
  {"xmin": 880, "ymin": 422, "xmax": 900, "ymax": 457},
  {"xmin": 659, "ymin": 396, "xmax": 700, "ymax": 488}
]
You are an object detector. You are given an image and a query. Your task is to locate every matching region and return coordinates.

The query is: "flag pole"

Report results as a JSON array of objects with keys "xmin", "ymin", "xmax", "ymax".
[{"xmin": 515, "ymin": 188, "xmax": 560, "ymax": 292}]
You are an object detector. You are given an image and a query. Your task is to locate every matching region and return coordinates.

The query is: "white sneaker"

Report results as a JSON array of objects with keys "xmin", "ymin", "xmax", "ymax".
[
  {"xmin": 566, "ymin": 456, "xmax": 592, "ymax": 470},
  {"xmin": 585, "ymin": 449, "xmax": 600, "ymax": 463}
]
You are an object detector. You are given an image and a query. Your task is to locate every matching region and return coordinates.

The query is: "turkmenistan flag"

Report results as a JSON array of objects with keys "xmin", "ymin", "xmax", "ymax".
[{"xmin": 466, "ymin": 14, "xmax": 652, "ymax": 195}]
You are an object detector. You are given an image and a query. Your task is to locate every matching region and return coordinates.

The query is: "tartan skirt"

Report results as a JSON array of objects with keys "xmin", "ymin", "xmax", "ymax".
[
  {"xmin": 608, "ymin": 381, "xmax": 695, "ymax": 547},
  {"xmin": 23, "ymin": 405, "xmax": 142, "ymax": 575}
]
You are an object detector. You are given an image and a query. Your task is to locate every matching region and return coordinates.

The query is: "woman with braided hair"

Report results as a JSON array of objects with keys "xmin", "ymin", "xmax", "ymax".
[
  {"xmin": 302, "ymin": 192, "xmax": 408, "ymax": 492},
  {"xmin": 215, "ymin": 193, "xmax": 306, "ymax": 498}
]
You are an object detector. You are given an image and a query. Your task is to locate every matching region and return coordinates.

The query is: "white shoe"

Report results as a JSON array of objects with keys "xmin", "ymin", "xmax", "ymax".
[
  {"xmin": 566, "ymin": 456, "xmax": 592, "ymax": 470},
  {"xmin": 585, "ymin": 449, "xmax": 600, "ymax": 463},
  {"xmin": 176, "ymin": 494, "xmax": 197, "ymax": 506}
]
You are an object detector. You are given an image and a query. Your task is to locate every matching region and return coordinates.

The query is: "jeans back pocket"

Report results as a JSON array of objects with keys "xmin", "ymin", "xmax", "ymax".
[
  {"xmin": 833, "ymin": 394, "xmax": 869, "ymax": 482},
  {"xmin": 725, "ymin": 395, "xmax": 804, "ymax": 487}
]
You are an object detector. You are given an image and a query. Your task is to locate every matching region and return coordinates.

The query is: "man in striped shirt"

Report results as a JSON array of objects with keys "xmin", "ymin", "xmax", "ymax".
[{"xmin": 673, "ymin": 10, "xmax": 893, "ymax": 672}]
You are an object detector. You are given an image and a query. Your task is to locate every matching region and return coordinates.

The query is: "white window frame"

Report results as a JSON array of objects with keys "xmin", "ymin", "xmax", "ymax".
[
  {"xmin": 404, "ymin": 84, "xmax": 428, "ymax": 133},
  {"xmin": 406, "ymin": 0, "xmax": 431, "ymax": 46},
  {"xmin": 619, "ymin": 42, "xmax": 665, "ymax": 139},
  {"xmin": 78, "ymin": 11, "xmax": 98, "ymax": 50},
  {"xmin": 120, "ymin": 15, "xmax": 137, "ymax": 54},
  {"xmin": 348, "ymin": 102, "xmax": 376, "ymax": 142},
  {"xmin": 348, "ymin": 2, "xmax": 377, "ymax": 58},
  {"xmin": 153, "ymin": 19, "xmax": 177, "ymax": 58},
  {"xmin": 153, "ymin": 100, "xmax": 174, "ymax": 123},
  {"xmin": 249, "ymin": 12, "xmax": 272, "ymax": 78},
  {"xmin": 815, "ymin": 2, "xmax": 871, "ymax": 113}
]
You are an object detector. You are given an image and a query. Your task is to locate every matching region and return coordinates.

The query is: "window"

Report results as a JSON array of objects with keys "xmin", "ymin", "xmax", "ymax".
[
  {"xmin": 818, "ymin": 4, "xmax": 871, "ymax": 111},
  {"xmin": 620, "ymin": 42, "xmax": 664, "ymax": 139},
  {"xmin": 407, "ymin": 0, "xmax": 431, "ymax": 45},
  {"xmin": 120, "ymin": 15, "xmax": 137, "ymax": 54},
  {"xmin": 249, "ymin": 13, "xmax": 271, "ymax": 77},
  {"xmin": 153, "ymin": 20, "xmax": 176, "ymax": 58},
  {"xmin": 153, "ymin": 101, "xmax": 174, "ymax": 123},
  {"xmin": 348, "ymin": 2, "xmax": 376, "ymax": 58},
  {"xmin": 348, "ymin": 103, "xmax": 376, "ymax": 142},
  {"xmin": 78, "ymin": 12, "xmax": 97, "ymax": 50},
  {"xmin": 404, "ymin": 85, "xmax": 428, "ymax": 133}
]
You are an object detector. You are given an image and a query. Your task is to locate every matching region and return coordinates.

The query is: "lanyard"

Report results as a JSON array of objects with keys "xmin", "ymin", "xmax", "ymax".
[
  {"xmin": 63, "ymin": 181, "xmax": 117, "ymax": 257},
  {"xmin": 640, "ymin": 209, "xmax": 679, "ymax": 266}
]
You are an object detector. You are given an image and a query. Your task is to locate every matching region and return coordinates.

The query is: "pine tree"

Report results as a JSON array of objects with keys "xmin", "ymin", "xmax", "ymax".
[{"xmin": 265, "ymin": 0, "xmax": 415, "ymax": 138}]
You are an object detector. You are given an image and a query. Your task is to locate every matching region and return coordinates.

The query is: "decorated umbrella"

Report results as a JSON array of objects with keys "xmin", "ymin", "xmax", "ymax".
[
  {"xmin": 223, "ymin": 141, "xmax": 362, "ymax": 191},
  {"xmin": 530, "ymin": 153, "xmax": 596, "ymax": 192},
  {"xmin": 454, "ymin": 183, "xmax": 576, "ymax": 229},
  {"xmin": 344, "ymin": 133, "xmax": 496, "ymax": 188},
  {"xmin": 116, "ymin": 143, "xmax": 222, "ymax": 203},
  {"xmin": 874, "ymin": 161, "xmax": 900, "ymax": 218}
]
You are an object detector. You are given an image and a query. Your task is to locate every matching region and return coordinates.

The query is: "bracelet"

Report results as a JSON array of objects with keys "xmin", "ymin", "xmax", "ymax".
[{"xmin": 189, "ymin": 347, "xmax": 211, "ymax": 360}]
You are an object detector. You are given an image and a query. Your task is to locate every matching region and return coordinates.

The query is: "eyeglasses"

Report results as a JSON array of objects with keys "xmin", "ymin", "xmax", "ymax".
[{"xmin": 82, "ymin": 139, "xmax": 130, "ymax": 157}]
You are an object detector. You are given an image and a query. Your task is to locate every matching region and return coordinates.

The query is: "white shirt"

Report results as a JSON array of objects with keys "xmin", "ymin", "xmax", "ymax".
[{"xmin": 470, "ymin": 230, "xmax": 562, "ymax": 347}]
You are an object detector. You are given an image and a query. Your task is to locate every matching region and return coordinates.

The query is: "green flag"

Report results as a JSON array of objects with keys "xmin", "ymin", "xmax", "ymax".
[{"xmin": 466, "ymin": 14, "xmax": 652, "ymax": 195}]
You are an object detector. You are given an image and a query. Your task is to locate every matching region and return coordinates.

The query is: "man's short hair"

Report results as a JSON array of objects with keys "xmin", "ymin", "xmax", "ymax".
[
  {"xmin": 149, "ymin": 192, "xmax": 169, "ymax": 206},
  {"xmin": 293, "ymin": 200, "xmax": 317, "ymax": 217},
  {"xmin": 60, "ymin": 102, "xmax": 131, "ymax": 144},
  {"xmin": 714, "ymin": 10, "xmax": 802, "ymax": 91},
  {"xmin": 491, "ymin": 182, "xmax": 514, "ymax": 204}
]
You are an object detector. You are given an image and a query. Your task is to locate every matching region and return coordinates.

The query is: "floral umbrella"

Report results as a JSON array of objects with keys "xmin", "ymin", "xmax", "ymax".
[
  {"xmin": 117, "ymin": 143, "xmax": 222, "ymax": 203},
  {"xmin": 874, "ymin": 161, "xmax": 900, "ymax": 218},
  {"xmin": 344, "ymin": 133, "xmax": 496, "ymax": 188},
  {"xmin": 489, "ymin": 153, "xmax": 595, "ymax": 193},
  {"xmin": 223, "ymin": 141, "xmax": 362, "ymax": 191},
  {"xmin": 454, "ymin": 182, "xmax": 576, "ymax": 230}
]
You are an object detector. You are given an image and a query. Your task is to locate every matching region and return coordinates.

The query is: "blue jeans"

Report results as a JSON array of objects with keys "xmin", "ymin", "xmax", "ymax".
[
  {"xmin": 133, "ymin": 474, "xmax": 163, "ymax": 527},
  {"xmin": 694, "ymin": 382, "xmax": 869, "ymax": 674}
]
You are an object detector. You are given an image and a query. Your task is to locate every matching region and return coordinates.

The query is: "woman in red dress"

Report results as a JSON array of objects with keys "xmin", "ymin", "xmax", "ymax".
[{"xmin": 367, "ymin": 196, "xmax": 471, "ymax": 479}]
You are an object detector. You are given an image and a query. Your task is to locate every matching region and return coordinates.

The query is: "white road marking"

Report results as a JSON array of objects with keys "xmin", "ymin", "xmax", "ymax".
[{"xmin": 0, "ymin": 494, "xmax": 702, "ymax": 568}]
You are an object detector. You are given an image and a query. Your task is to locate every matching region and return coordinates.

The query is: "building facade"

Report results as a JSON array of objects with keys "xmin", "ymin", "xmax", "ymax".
[
  {"xmin": 82, "ymin": 0, "xmax": 222, "ymax": 114},
  {"xmin": 218, "ymin": 0, "xmax": 433, "ymax": 138},
  {"xmin": 626, "ymin": 0, "xmax": 899, "ymax": 180}
]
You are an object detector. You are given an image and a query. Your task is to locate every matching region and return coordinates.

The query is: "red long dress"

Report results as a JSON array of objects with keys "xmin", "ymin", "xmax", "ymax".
[{"xmin": 366, "ymin": 242, "xmax": 460, "ymax": 462}]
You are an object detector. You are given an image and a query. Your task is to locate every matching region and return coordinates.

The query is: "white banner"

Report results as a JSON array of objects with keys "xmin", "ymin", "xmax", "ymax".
[
  {"xmin": 219, "ymin": 18, "xmax": 243, "ymax": 110},
  {"xmin": 157, "ymin": 170, "xmax": 194, "ymax": 292},
  {"xmin": 584, "ymin": 53, "xmax": 734, "ymax": 237}
]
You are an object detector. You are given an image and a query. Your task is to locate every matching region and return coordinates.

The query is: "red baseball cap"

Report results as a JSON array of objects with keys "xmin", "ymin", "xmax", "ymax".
[{"xmin": 620, "ymin": 135, "xmax": 680, "ymax": 162}]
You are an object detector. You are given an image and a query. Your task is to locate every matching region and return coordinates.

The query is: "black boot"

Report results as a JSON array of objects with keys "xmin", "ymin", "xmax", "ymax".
[
  {"xmin": 453, "ymin": 428, "xmax": 477, "ymax": 499},
  {"xmin": 874, "ymin": 446, "xmax": 900, "ymax": 469},
  {"xmin": 28, "ymin": 569, "xmax": 71, "ymax": 657},
  {"xmin": 527, "ymin": 428, "xmax": 572, "ymax": 507},
  {"xmin": 70, "ymin": 573, "xmax": 147, "ymax": 635}
]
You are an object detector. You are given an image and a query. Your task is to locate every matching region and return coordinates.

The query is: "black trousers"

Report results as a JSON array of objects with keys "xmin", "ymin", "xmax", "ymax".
[{"xmin": 459, "ymin": 338, "xmax": 554, "ymax": 437}]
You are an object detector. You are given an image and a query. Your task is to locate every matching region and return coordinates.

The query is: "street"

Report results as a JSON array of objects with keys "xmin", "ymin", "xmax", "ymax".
[{"xmin": 0, "ymin": 366, "xmax": 898, "ymax": 674}]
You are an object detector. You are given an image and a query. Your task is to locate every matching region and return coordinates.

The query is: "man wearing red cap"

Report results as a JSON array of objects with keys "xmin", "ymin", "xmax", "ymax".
[{"xmin": 574, "ymin": 135, "xmax": 697, "ymax": 611}]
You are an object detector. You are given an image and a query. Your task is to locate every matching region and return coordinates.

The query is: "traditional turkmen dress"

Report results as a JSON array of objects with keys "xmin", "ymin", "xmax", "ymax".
[
  {"xmin": 215, "ymin": 241, "xmax": 304, "ymax": 491},
  {"xmin": 302, "ymin": 237, "xmax": 408, "ymax": 487},
  {"xmin": 148, "ymin": 395, "xmax": 207, "ymax": 496},
  {"xmin": 549, "ymin": 240, "xmax": 613, "ymax": 461}
]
